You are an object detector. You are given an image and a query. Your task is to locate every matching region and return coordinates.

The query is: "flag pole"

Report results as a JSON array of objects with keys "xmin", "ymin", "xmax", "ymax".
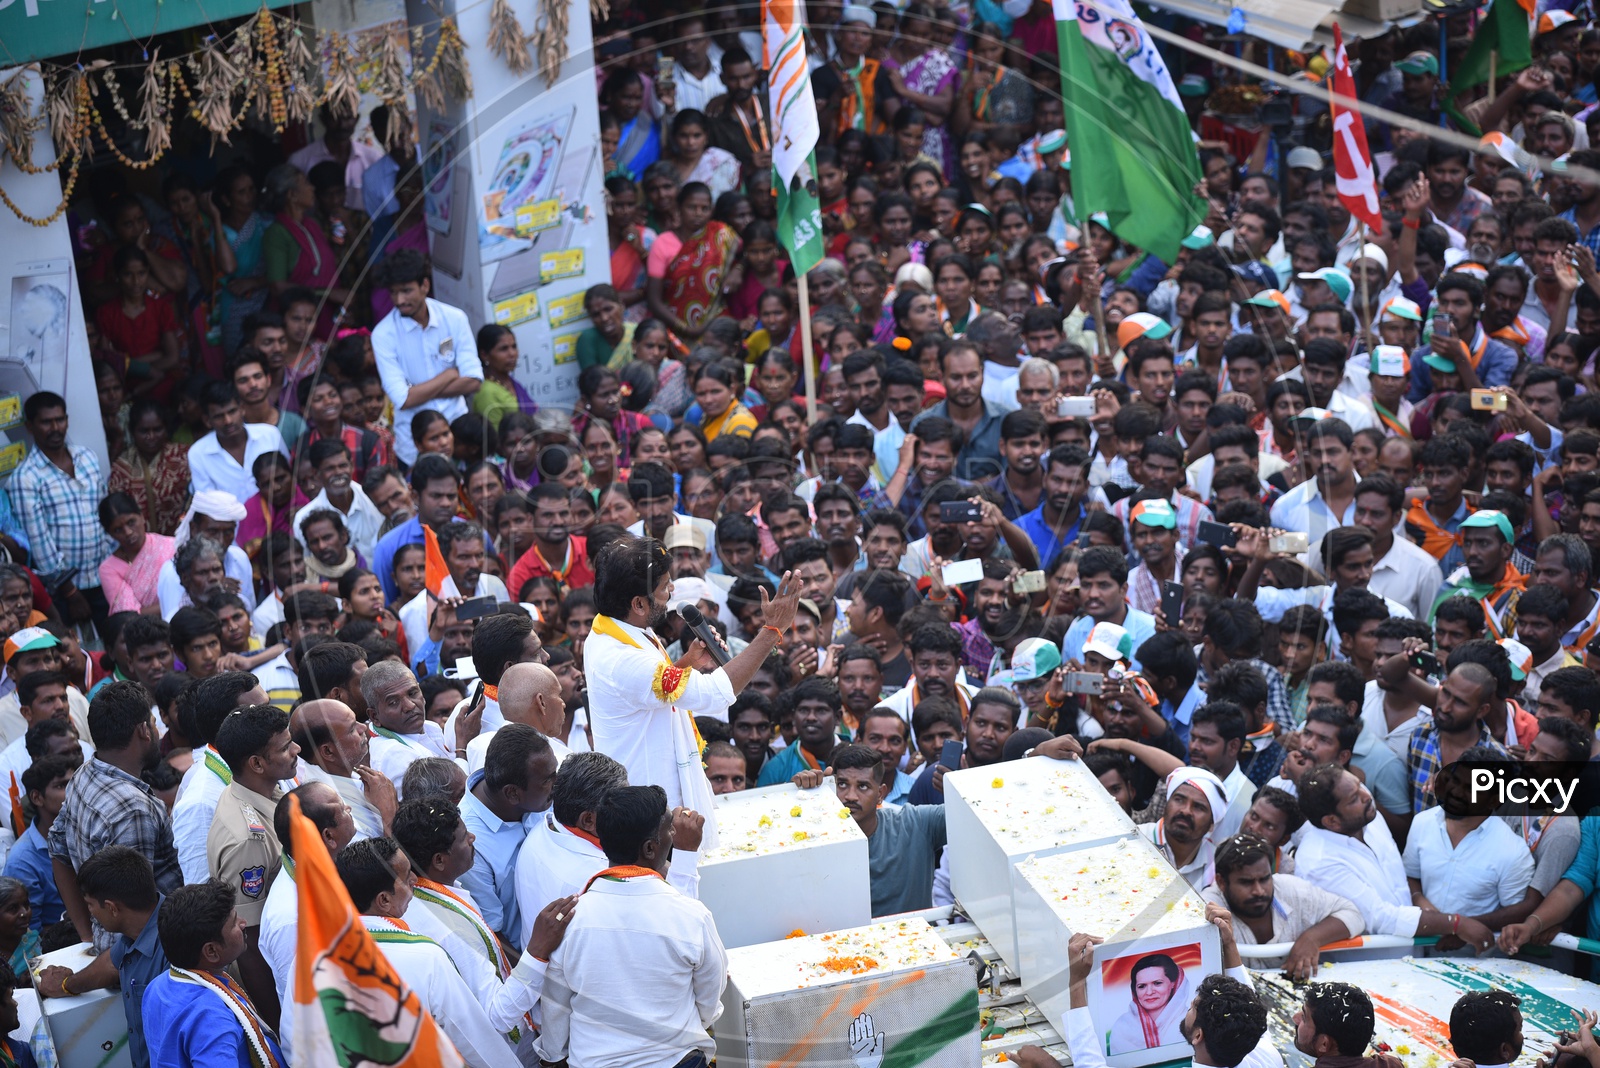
[
  {"xmin": 1488, "ymin": 52, "xmax": 1497, "ymax": 105},
  {"xmin": 798, "ymin": 273, "xmax": 818, "ymax": 422},
  {"xmin": 1359, "ymin": 222, "xmax": 1373, "ymax": 353}
]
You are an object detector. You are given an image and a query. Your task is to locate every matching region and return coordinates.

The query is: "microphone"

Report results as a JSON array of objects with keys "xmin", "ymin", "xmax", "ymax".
[{"xmin": 677, "ymin": 604, "xmax": 733, "ymax": 667}]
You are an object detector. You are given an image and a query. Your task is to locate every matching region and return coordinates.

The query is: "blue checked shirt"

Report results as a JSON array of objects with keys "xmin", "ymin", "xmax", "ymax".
[
  {"xmin": 1561, "ymin": 207, "xmax": 1600, "ymax": 259},
  {"xmin": 10, "ymin": 444, "xmax": 111, "ymax": 589},
  {"xmin": 1406, "ymin": 721, "xmax": 1506, "ymax": 813}
]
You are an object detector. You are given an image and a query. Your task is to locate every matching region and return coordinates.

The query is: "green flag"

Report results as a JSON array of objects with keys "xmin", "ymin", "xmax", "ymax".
[
  {"xmin": 1053, "ymin": 0, "xmax": 1204, "ymax": 264},
  {"xmin": 775, "ymin": 162, "xmax": 825, "ymax": 276},
  {"xmin": 1447, "ymin": 0, "xmax": 1533, "ymax": 134}
]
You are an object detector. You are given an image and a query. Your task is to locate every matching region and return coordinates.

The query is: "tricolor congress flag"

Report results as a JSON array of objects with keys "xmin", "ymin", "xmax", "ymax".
[
  {"xmin": 1053, "ymin": 0, "xmax": 1204, "ymax": 264},
  {"xmin": 288, "ymin": 795, "xmax": 465, "ymax": 1068},
  {"xmin": 763, "ymin": 0, "xmax": 825, "ymax": 274}
]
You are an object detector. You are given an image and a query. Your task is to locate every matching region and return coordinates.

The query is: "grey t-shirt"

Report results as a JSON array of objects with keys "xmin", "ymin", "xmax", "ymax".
[
  {"xmin": 868, "ymin": 804, "xmax": 948, "ymax": 917},
  {"xmin": 1506, "ymin": 813, "xmax": 1583, "ymax": 896}
]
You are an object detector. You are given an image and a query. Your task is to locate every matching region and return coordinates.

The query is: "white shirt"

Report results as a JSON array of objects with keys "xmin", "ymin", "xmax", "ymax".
[
  {"xmin": 980, "ymin": 360, "xmax": 1023, "ymax": 411},
  {"xmin": 287, "ymin": 137, "xmax": 384, "ymax": 211},
  {"xmin": 1296, "ymin": 816, "xmax": 1421, "ymax": 936},
  {"xmin": 398, "ymin": 573, "xmax": 510, "ymax": 664},
  {"xmin": 672, "ymin": 63, "xmax": 727, "ymax": 113},
  {"xmin": 1402, "ymin": 807, "xmax": 1535, "ymax": 917},
  {"xmin": 369, "ymin": 722, "xmax": 453, "ymax": 791},
  {"xmin": 876, "ymin": 679, "xmax": 979, "ymax": 725},
  {"xmin": 0, "ymin": 687, "xmax": 90, "ymax": 751},
  {"xmin": 1218, "ymin": 763, "xmax": 1256, "ymax": 841},
  {"xmin": 466, "ymin": 726, "xmax": 568, "ymax": 777},
  {"xmin": 251, "ymin": 590, "xmax": 284, "ymax": 641},
  {"xmin": 372, "ymin": 298, "xmax": 482, "ymax": 466},
  {"xmin": 585, "ymin": 616, "xmax": 734, "ymax": 842},
  {"xmin": 293, "ymin": 483, "xmax": 386, "ymax": 564},
  {"xmin": 156, "ymin": 544, "xmax": 258, "ymax": 616},
  {"xmin": 1140, "ymin": 820, "xmax": 1214, "ymax": 892},
  {"xmin": 444, "ymin": 693, "xmax": 504, "ymax": 756},
  {"xmin": 360, "ymin": 916, "xmax": 523, "ymax": 1068},
  {"xmin": 1186, "ymin": 451, "xmax": 1288, "ymax": 502},
  {"xmin": 1368, "ymin": 535, "xmax": 1444, "ymax": 621},
  {"xmin": 1362, "ymin": 681, "xmax": 1431, "ymax": 763},
  {"xmin": 255, "ymin": 650, "xmax": 301, "ymax": 708},
  {"xmin": 186, "ymin": 424, "xmax": 289, "ymax": 503},
  {"xmin": 1270, "ymin": 478, "xmax": 1359, "ymax": 542},
  {"xmin": 409, "ymin": 881, "xmax": 549, "ymax": 1036},
  {"xmin": 535, "ymin": 875, "xmax": 726, "ymax": 1068},
  {"xmin": 1200, "ymin": 875, "xmax": 1366, "ymax": 969},
  {"xmin": 171, "ymin": 746, "xmax": 229, "ymax": 884},
  {"xmin": 513, "ymin": 812, "xmax": 698, "ymax": 945}
]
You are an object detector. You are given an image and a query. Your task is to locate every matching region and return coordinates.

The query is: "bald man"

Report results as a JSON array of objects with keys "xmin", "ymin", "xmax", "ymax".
[
  {"xmin": 289, "ymin": 699, "xmax": 397, "ymax": 839},
  {"xmin": 466, "ymin": 662, "xmax": 570, "ymax": 775}
]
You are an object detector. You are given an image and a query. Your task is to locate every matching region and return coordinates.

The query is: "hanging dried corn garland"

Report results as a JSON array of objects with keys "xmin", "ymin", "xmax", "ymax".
[
  {"xmin": 322, "ymin": 31, "xmax": 362, "ymax": 124},
  {"xmin": 488, "ymin": 0, "xmax": 533, "ymax": 76},
  {"xmin": 530, "ymin": 0, "xmax": 570, "ymax": 85},
  {"xmin": 0, "ymin": 5, "xmax": 477, "ymax": 223}
]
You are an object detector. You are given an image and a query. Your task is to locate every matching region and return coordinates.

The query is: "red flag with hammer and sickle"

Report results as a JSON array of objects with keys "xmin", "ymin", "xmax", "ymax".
[{"xmin": 1330, "ymin": 24, "xmax": 1383, "ymax": 232}]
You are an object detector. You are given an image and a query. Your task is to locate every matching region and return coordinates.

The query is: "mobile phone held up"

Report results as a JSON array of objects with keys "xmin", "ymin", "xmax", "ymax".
[
  {"xmin": 939, "ymin": 501, "xmax": 985, "ymax": 523},
  {"xmin": 455, "ymin": 595, "xmax": 499, "ymax": 621},
  {"xmin": 1197, "ymin": 520, "xmax": 1238, "ymax": 549}
]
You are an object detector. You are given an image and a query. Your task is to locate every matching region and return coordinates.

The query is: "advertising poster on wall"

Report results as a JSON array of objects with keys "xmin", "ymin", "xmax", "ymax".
[{"xmin": 409, "ymin": 0, "xmax": 611, "ymax": 414}]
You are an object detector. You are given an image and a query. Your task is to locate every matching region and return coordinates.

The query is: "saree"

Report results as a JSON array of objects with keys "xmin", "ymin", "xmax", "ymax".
[
  {"xmin": 685, "ymin": 148, "xmax": 743, "ymax": 200},
  {"xmin": 108, "ymin": 444, "xmax": 191, "ymax": 536},
  {"xmin": 1108, "ymin": 968, "xmax": 1192, "ymax": 1054},
  {"xmin": 616, "ymin": 113, "xmax": 662, "ymax": 180},
  {"xmin": 473, "ymin": 377, "xmax": 540, "ymax": 432},
  {"xmin": 902, "ymin": 49, "xmax": 959, "ymax": 174},
  {"xmin": 99, "ymin": 533, "xmax": 176, "ymax": 615},
  {"xmin": 663, "ymin": 221, "xmax": 740, "ymax": 332},
  {"xmin": 219, "ymin": 213, "xmax": 270, "ymax": 357},
  {"xmin": 272, "ymin": 211, "xmax": 340, "ymax": 335}
]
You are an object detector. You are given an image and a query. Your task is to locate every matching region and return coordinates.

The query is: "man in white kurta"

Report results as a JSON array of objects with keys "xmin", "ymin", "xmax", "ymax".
[
  {"xmin": 516, "ymin": 809, "xmax": 701, "ymax": 945},
  {"xmin": 582, "ymin": 613, "xmax": 732, "ymax": 817},
  {"xmin": 534, "ymin": 785, "xmax": 726, "ymax": 1068},
  {"xmin": 361, "ymin": 660, "xmax": 453, "ymax": 790},
  {"xmin": 584, "ymin": 542, "xmax": 804, "ymax": 852}
]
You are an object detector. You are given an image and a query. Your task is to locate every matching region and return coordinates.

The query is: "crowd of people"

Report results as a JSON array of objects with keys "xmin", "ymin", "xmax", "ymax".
[{"xmin": 14, "ymin": 0, "xmax": 1600, "ymax": 1063}]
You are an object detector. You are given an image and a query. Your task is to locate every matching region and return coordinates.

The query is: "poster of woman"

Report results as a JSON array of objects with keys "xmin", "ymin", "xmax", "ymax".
[{"xmin": 1102, "ymin": 943, "xmax": 1204, "ymax": 1056}]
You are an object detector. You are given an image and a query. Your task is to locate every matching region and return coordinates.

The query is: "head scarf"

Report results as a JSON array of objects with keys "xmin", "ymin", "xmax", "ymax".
[
  {"xmin": 1165, "ymin": 766, "xmax": 1228, "ymax": 828},
  {"xmin": 174, "ymin": 491, "xmax": 248, "ymax": 547}
]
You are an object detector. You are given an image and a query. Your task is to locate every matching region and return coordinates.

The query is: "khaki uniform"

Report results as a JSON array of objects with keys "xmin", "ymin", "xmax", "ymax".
[{"xmin": 206, "ymin": 781, "xmax": 282, "ymax": 924}]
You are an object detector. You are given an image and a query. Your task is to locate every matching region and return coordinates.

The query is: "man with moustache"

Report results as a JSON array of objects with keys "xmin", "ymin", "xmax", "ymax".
[
  {"xmin": 1202, "ymin": 833, "xmax": 1363, "ymax": 979},
  {"xmin": 1017, "ymin": 445, "xmax": 1089, "ymax": 568},
  {"xmin": 1139, "ymin": 767, "xmax": 1227, "ymax": 892},
  {"xmin": 508, "ymin": 484, "xmax": 596, "ymax": 596}
]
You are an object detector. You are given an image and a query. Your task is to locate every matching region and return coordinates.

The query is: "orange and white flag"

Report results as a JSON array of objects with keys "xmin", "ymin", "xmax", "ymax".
[{"xmin": 288, "ymin": 795, "xmax": 464, "ymax": 1067}]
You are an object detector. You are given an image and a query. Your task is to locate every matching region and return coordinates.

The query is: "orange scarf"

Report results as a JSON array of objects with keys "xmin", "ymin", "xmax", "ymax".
[
  {"xmin": 563, "ymin": 822, "xmax": 603, "ymax": 849},
  {"xmin": 482, "ymin": 683, "xmax": 499, "ymax": 703},
  {"xmin": 911, "ymin": 680, "xmax": 971, "ymax": 718},
  {"xmin": 1405, "ymin": 498, "xmax": 1471, "ymax": 561},
  {"xmin": 1491, "ymin": 318, "xmax": 1531, "ymax": 352},
  {"xmin": 583, "ymin": 864, "xmax": 665, "ymax": 893}
]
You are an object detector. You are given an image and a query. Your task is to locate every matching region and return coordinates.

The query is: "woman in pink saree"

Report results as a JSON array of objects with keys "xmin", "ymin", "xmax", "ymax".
[{"xmin": 98, "ymin": 492, "xmax": 176, "ymax": 615}]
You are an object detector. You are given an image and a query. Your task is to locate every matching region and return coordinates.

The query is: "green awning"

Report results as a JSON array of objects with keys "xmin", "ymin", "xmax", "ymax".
[{"xmin": 0, "ymin": 0, "xmax": 296, "ymax": 68}]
